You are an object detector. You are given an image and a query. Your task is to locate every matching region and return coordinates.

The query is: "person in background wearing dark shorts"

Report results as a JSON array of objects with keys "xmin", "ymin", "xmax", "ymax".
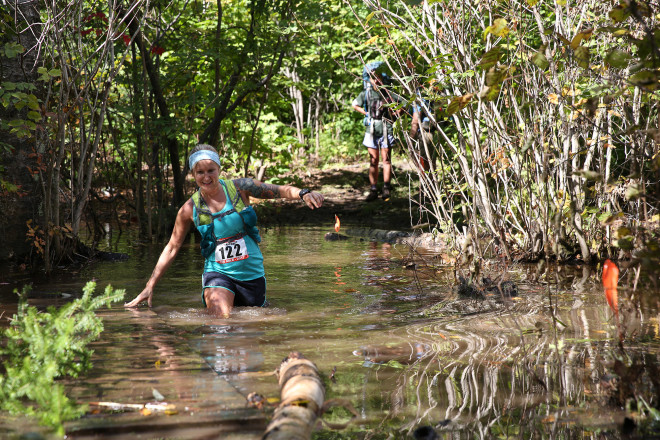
[{"xmin": 125, "ymin": 144, "xmax": 324, "ymax": 317}]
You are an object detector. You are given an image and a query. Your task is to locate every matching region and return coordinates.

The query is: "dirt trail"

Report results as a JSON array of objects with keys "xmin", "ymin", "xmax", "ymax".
[{"xmin": 252, "ymin": 161, "xmax": 428, "ymax": 231}]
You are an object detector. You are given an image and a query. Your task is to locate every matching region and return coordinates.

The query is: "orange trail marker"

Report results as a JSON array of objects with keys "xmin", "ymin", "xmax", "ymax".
[
  {"xmin": 334, "ymin": 214, "xmax": 341, "ymax": 233},
  {"xmin": 602, "ymin": 259, "xmax": 619, "ymax": 314}
]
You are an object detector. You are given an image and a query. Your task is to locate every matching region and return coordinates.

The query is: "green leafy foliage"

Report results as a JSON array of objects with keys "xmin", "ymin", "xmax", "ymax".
[
  {"xmin": 0, "ymin": 282, "xmax": 125, "ymax": 435},
  {"xmin": 0, "ymin": 44, "xmax": 42, "ymax": 139}
]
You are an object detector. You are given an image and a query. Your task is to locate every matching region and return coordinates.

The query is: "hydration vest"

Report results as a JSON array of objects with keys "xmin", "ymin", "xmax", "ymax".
[{"xmin": 192, "ymin": 180, "xmax": 261, "ymax": 259}]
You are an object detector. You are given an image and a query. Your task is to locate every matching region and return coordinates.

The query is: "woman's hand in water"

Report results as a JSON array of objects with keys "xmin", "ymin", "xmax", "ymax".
[{"xmin": 125, "ymin": 287, "xmax": 153, "ymax": 308}]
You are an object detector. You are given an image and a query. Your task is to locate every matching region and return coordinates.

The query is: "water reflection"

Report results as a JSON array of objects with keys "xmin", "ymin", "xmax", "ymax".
[{"xmin": 1, "ymin": 226, "xmax": 659, "ymax": 439}]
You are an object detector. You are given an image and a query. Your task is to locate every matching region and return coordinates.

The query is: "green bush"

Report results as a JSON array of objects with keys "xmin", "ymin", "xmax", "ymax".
[{"xmin": 0, "ymin": 282, "xmax": 125, "ymax": 435}]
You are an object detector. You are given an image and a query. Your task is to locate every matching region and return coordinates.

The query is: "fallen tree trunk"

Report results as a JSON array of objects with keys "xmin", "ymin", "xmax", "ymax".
[
  {"xmin": 345, "ymin": 227, "xmax": 411, "ymax": 243},
  {"xmin": 262, "ymin": 352, "xmax": 325, "ymax": 440}
]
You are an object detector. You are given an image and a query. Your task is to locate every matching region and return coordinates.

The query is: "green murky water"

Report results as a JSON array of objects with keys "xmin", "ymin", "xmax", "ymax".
[{"xmin": 1, "ymin": 225, "xmax": 659, "ymax": 439}]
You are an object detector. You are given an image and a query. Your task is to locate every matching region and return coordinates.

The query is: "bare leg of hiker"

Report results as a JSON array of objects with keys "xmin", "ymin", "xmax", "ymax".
[
  {"xmin": 204, "ymin": 287, "xmax": 234, "ymax": 317},
  {"xmin": 381, "ymin": 147, "xmax": 391, "ymax": 184},
  {"xmin": 381, "ymin": 148, "xmax": 391, "ymax": 200},
  {"xmin": 367, "ymin": 148, "xmax": 379, "ymax": 201}
]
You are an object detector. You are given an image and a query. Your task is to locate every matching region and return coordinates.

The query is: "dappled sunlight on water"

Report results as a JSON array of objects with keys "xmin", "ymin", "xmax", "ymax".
[{"xmin": 1, "ymin": 226, "xmax": 659, "ymax": 438}]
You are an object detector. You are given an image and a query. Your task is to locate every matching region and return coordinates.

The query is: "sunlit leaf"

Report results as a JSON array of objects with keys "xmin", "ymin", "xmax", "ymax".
[
  {"xmin": 531, "ymin": 51, "xmax": 549, "ymax": 70},
  {"xmin": 485, "ymin": 66, "xmax": 506, "ymax": 86},
  {"xmin": 570, "ymin": 28, "xmax": 593, "ymax": 49},
  {"xmin": 478, "ymin": 46, "xmax": 501, "ymax": 69},
  {"xmin": 364, "ymin": 36, "xmax": 378, "ymax": 46},
  {"xmin": 573, "ymin": 169, "xmax": 601, "ymax": 181},
  {"xmin": 485, "ymin": 84, "xmax": 501, "ymax": 101},
  {"xmin": 446, "ymin": 94, "xmax": 473, "ymax": 115},
  {"xmin": 604, "ymin": 49, "xmax": 632, "ymax": 69},
  {"xmin": 630, "ymin": 70, "xmax": 660, "ymax": 89},
  {"xmin": 616, "ymin": 226, "xmax": 632, "ymax": 238},
  {"xmin": 598, "ymin": 211, "xmax": 623, "ymax": 224},
  {"xmin": 625, "ymin": 183, "xmax": 643, "ymax": 200},
  {"xmin": 609, "ymin": 4, "xmax": 630, "ymax": 23},
  {"xmin": 615, "ymin": 237, "xmax": 634, "ymax": 250},
  {"xmin": 548, "ymin": 93, "xmax": 559, "ymax": 104},
  {"xmin": 484, "ymin": 18, "xmax": 509, "ymax": 39},
  {"xmin": 574, "ymin": 46, "xmax": 590, "ymax": 68},
  {"xmin": 3, "ymin": 42, "xmax": 24, "ymax": 59}
]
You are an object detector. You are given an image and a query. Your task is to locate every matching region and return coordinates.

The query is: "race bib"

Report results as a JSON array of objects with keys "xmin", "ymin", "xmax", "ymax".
[{"xmin": 215, "ymin": 236, "xmax": 249, "ymax": 264}]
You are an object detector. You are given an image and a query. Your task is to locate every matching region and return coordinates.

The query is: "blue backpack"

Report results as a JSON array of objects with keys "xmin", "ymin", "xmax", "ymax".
[
  {"xmin": 362, "ymin": 61, "xmax": 385, "ymax": 91},
  {"xmin": 361, "ymin": 61, "xmax": 392, "ymax": 125}
]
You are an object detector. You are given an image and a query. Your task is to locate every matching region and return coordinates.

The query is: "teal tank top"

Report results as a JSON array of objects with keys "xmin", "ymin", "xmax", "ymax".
[{"xmin": 195, "ymin": 181, "xmax": 264, "ymax": 281}]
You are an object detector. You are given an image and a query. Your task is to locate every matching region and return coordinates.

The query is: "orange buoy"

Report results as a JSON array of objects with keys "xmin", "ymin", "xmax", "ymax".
[{"xmin": 602, "ymin": 259, "xmax": 619, "ymax": 314}]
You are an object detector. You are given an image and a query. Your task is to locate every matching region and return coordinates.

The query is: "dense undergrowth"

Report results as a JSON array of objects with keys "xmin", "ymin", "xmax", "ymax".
[{"xmin": 0, "ymin": 282, "xmax": 125, "ymax": 435}]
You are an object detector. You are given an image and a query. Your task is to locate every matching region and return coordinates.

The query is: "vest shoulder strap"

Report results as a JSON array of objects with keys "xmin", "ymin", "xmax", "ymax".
[
  {"xmin": 224, "ymin": 179, "xmax": 246, "ymax": 212},
  {"xmin": 192, "ymin": 180, "xmax": 246, "ymax": 227}
]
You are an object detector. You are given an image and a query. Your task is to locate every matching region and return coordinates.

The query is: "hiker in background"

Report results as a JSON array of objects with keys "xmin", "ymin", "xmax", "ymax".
[
  {"xmin": 409, "ymin": 91, "xmax": 437, "ymax": 172},
  {"xmin": 125, "ymin": 144, "xmax": 324, "ymax": 317},
  {"xmin": 352, "ymin": 61, "xmax": 404, "ymax": 202}
]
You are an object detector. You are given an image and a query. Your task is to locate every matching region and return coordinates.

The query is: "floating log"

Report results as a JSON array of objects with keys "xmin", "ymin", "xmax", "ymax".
[
  {"xmin": 262, "ymin": 352, "xmax": 325, "ymax": 440},
  {"xmin": 345, "ymin": 227, "xmax": 411, "ymax": 243}
]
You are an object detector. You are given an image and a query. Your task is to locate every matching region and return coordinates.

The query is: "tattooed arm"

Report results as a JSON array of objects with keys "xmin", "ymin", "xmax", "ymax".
[{"xmin": 233, "ymin": 178, "xmax": 324, "ymax": 210}]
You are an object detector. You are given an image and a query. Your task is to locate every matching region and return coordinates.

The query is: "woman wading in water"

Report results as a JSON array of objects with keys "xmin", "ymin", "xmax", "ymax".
[{"xmin": 125, "ymin": 144, "xmax": 324, "ymax": 316}]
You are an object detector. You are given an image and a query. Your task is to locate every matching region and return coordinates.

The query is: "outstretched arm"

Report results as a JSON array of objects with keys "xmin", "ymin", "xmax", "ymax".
[
  {"xmin": 352, "ymin": 104, "xmax": 367, "ymax": 116},
  {"xmin": 233, "ymin": 178, "xmax": 324, "ymax": 210},
  {"xmin": 124, "ymin": 200, "xmax": 194, "ymax": 307}
]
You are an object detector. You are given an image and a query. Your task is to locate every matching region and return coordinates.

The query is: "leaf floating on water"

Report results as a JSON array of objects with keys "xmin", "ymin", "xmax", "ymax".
[{"xmin": 152, "ymin": 388, "xmax": 165, "ymax": 401}]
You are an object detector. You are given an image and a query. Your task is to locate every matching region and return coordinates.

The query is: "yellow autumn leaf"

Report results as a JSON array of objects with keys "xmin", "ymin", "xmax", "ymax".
[
  {"xmin": 364, "ymin": 36, "xmax": 378, "ymax": 45},
  {"xmin": 548, "ymin": 93, "xmax": 559, "ymax": 104},
  {"xmin": 490, "ymin": 18, "xmax": 510, "ymax": 37}
]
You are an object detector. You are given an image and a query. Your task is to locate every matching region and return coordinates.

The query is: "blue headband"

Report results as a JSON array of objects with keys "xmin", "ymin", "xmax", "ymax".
[{"xmin": 189, "ymin": 150, "xmax": 221, "ymax": 170}]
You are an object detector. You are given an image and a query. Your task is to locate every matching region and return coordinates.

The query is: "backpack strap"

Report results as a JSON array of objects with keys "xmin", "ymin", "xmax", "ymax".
[
  {"xmin": 192, "ymin": 179, "xmax": 245, "ymax": 227},
  {"xmin": 192, "ymin": 190, "xmax": 212, "ymax": 227},
  {"xmin": 223, "ymin": 179, "xmax": 246, "ymax": 212}
]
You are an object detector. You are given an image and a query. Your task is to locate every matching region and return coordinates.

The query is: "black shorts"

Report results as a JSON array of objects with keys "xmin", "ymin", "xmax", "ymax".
[{"xmin": 202, "ymin": 272, "xmax": 267, "ymax": 307}]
